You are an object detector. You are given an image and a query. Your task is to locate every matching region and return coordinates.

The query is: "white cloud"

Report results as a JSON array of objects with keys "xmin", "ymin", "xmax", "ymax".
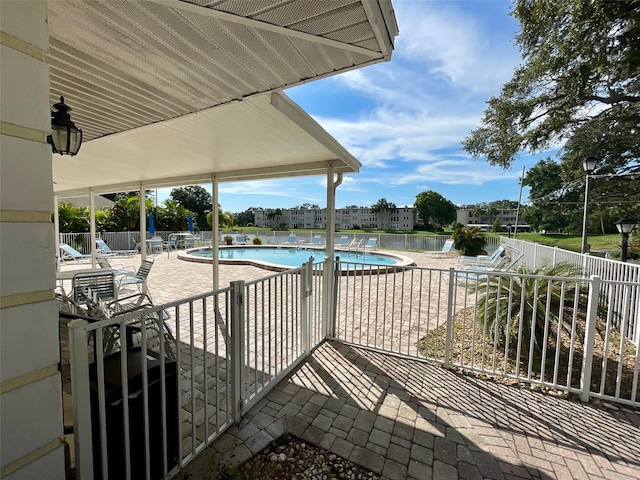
[
  {"xmin": 392, "ymin": 158, "xmax": 521, "ymax": 186},
  {"xmin": 394, "ymin": 2, "xmax": 520, "ymax": 93}
]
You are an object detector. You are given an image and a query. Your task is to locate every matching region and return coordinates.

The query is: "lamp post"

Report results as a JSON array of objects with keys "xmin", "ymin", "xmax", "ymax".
[
  {"xmin": 615, "ymin": 218, "xmax": 637, "ymax": 262},
  {"xmin": 581, "ymin": 156, "xmax": 599, "ymax": 254},
  {"xmin": 507, "ymin": 223, "xmax": 512, "ymax": 238}
]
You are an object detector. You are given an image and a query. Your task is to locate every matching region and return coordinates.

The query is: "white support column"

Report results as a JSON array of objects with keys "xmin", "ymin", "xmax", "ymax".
[
  {"xmin": 89, "ymin": 189, "xmax": 96, "ymax": 268},
  {"xmin": 0, "ymin": 2, "xmax": 66, "ymax": 477},
  {"xmin": 212, "ymin": 175, "xmax": 219, "ymax": 291},
  {"xmin": 323, "ymin": 164, "xmax": 338, "ymax": 339}
]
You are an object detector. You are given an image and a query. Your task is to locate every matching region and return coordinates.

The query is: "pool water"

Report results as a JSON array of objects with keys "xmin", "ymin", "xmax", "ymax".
[{"xmin": 189, "ymin": 246, "xmax": 401, "ymax": 268}]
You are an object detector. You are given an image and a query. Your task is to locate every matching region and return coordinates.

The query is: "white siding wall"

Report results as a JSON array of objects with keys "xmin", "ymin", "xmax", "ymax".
[{"xmin": 0, "ymin": 2, "xmax": 66, "ymax": 478}]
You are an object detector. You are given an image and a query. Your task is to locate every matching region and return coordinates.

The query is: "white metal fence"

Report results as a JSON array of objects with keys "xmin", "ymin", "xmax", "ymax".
[
  {"xmin": 60, "ymin": 230, "xmax": 503, "ymax": 255},
  {"xmin": 332, "ymin": 261, "xmax": 639, "ymax": 408},
  {"xmin": 503, "ymin": 237, "xmax": 640, "ymax": 345},
  {"xmin": 68, "ymin": 259, "xmax": 324, "ymax": 480}
]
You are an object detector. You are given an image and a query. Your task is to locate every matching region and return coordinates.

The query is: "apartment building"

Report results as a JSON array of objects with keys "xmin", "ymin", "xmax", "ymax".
[
  {"xmin": 254, "ymin": 206, "xmax": 417, "ymax": 230},
  {"xmin": 457, "ymin": 208, "xmax": 530, "ymax": 232}
]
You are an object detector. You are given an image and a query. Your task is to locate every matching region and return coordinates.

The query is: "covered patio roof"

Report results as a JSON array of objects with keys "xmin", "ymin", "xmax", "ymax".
[
  {"xmin": 53, "ymin": 92, "xmax": 362, "ymax": 196},
  {"xmin": 49, "ymin": 0, "xmax": 398, "ymax": 196}
]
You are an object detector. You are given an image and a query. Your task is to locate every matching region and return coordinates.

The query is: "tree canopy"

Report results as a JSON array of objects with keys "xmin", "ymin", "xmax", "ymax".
[
  {"xmin": 170, "ymin": 186, "xmax": 212, "ymax": 229},
  {"xmin": 464, "ymin": 0, "xmax": 640, "ymax": 185},
  {"xmin": 369, "ymin": 198, "xmax": 396, "ymax": 214},
  {"xmin": 414, "ymin": 191, "xmax": 457, "ymax": 227}
]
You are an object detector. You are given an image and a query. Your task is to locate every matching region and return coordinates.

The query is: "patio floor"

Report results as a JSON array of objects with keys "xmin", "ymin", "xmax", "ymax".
[
  {"xmin": 183, "ymin": 339, "xmax": 640, "ymax": 480},
  {"xmin": 58, "ymin": 248, "xmax": 640, "ymax": 479}
]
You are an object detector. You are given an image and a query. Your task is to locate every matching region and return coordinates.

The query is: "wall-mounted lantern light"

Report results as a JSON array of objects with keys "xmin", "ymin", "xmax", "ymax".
[{"xmin": 47, "ymin": 96, "xmax": 82, "ymax": 156}]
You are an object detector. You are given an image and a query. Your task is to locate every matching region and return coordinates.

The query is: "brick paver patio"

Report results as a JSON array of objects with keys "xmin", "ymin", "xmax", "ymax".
[{"xmin": 186, "ymin": 340, "xmax": 640, "ymax": 480}]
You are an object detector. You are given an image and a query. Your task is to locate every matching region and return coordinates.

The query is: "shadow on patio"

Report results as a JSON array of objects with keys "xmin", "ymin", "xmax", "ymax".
[{"xmin": 184, "ymin": 340, "xmax": 640, "ymax": 480}]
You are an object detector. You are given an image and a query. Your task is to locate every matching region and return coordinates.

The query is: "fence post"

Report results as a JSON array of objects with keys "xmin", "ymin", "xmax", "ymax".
[
  {"xmin": 301, "ymin": 259, "xmax": 313, "ymax": 354},
  {"xmin": 230, "ymin": 280, "xmax": 245, "ymax": 422},
  {"xmin": 580, "ymin": 275, "xmax": 601, "ymax": 402},
  {"xmin": 444, "ymin": 268, "xmax": 455, "ymax": 368},
  {"xmin": 68, "ymin": 319, "xmax": 94, "ymax": 480}
]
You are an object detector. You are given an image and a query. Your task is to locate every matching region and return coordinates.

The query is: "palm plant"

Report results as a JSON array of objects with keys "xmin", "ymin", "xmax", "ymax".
[
  {"xmin": 472, "ymin": 262, "xmax": 594, "ymax": 355},
  {"xmin": 452, "ymin": 226, "xmax": 487, "ymax": 256}
]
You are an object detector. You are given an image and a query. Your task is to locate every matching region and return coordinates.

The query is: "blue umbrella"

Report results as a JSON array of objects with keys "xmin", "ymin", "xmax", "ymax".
[
  {"xmin": 187, "ymin": 214, "xmax": 194, "ymax": 233},
  {"xmin": 148, "ymin": 213, "xmax": 156, "ymax": 235}
]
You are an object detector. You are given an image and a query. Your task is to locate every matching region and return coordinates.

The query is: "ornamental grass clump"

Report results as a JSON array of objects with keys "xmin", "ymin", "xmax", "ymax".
[{"xmin": 471, "ymin": 262, "xmax": 605, "ymax": 356}]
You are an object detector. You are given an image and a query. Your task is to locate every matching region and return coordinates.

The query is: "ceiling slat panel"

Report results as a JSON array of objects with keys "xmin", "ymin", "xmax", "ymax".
[{"xmin": 250, "ymin": 0, "xmax": 358, "ymax": 27}]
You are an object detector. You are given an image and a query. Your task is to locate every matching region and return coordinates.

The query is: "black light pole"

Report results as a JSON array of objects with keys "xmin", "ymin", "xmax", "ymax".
[
  {"xmin": 615, "ymin": 218, "xmax": 637, "ymax": 263},
  {"xmin": 507, "ymin": 223, "xmax": 512, "ymax": 238},
  {"xmin": 581, "ymin": 157, "xmax": 599, "ymax": 254}
]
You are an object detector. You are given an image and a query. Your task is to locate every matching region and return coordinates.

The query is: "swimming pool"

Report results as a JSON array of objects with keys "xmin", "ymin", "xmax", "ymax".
[{"xmin": 178, "ymin": 246, "xmax": 415, "ymax": 273}]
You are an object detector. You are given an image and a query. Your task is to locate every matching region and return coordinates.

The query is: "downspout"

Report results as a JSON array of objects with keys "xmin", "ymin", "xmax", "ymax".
[
  {"xmin": 325, "ymin": 170, "xmax": 342, "ymax": 260},
  {"xmin": 54, "ymin": 195, "xmax": 60, "ymax": 269},
  {"xmin": 212, "ymin": 175, "xmax": 219, "ymax": 291},
  {"xmin": 140, "ymin": 184, "xmax": 147, "ymax": 260},
  {"xmin": 89, "ymin": 189, "xmax": 96, "ymax": 268}
]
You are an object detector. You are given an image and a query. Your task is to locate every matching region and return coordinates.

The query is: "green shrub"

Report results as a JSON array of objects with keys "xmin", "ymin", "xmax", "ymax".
[{"xmin": 452, "ymin": 226, "xmax": 487, "ymax": 256}]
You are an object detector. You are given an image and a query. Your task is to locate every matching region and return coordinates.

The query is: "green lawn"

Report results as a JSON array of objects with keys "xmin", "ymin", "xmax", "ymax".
[{"xmin": 506, "ymin": 232, "xmax": 621, "ymax": 252}]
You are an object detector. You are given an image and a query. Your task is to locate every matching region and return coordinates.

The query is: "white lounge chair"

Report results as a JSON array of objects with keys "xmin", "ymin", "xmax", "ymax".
[
  {"xmin": 424, "ymin": 239, "xmax": 456, "ymax": 258},
  {"xmin": 459, "ymin": 245, "xmax": 505, "ymax": 266},
  {"xmin": 96, "ymin": 238, "xmax": 138, "ymax": 256},
  {"xmin": 60, "ymin": 243, "xmax": 91, "ymax": 263},
  {"xmin": 235, "ymin": 234, "xmax": 247, "ymax": 245},
  {"xmin": 283, "ymin": 233, "xmax": 297, "ymax": 244},
  {"xmin": 363, "ymin": 237, "xmax": 377, "ymax": 251},
  {"xmin": 335, "ymin": 235, "xmax": 349, "ymax": 248},
  {"xmin": 310, "ymin": 234, "xmax": 324, "ymax": 246}
]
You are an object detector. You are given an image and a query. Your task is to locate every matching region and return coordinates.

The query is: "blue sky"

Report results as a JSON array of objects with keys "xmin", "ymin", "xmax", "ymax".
[{"xmin": 159, "ymin": 0, "xmax": 549, "ymax": 213}]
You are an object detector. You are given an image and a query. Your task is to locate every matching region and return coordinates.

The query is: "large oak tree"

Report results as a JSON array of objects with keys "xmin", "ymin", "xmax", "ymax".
[{"xmin": 464, "ymin": 0, "xmax": 639, "ymax": 215}]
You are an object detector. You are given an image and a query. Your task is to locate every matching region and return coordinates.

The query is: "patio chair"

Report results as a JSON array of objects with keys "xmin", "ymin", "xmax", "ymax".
[
  {"xmin": 147, "ymin": 236, "xmax": 164, "ymax": 254},
  {"xmin": 107, "ymin": 292, "xmax": 176, "ymax": 359},
  {"xmin": 458, "ymin": 244, "xmax": 505, "ymax": 266},
  {"xmin": 131, "ymin": 237, "xmax": 142, "ymax": 251},
  {"xmin": 310, "ymin": 234, "xmax": 324, "ymax": 246},
  {"xmin": 335, "ymin": 235, "xmax": 349, "ymax": 248},
  {"xmin": 59, "ymin": 243, "xmax": 91, "ymax": 263},
  {"xmin": 183, "ymin": 236, "xmax": 198, "ymax": 248},
  {"xmin": 424, "ymin": 239, "xmax": 456, "ymax": 257},
  {"xmin": 164, "ymin": 234, "xmax": 178, "ymax": 252},
  {"xmin": 71, "ymin": 271, "xmax": 117, "ymax": 311},
  {"xmin": 60, "ymin": 290, "xmax": 176, "ymax": 359},
  {"xmin": 283, "ymin": 233, "xmax": 297, "ymax": 244},
  {"xmin": 96, "ymin": 238, "xmax": 138, "ymax": 256},
  {"xmin": 96, "ymin": 255, "xmax": 135, "ymax": 278},
  {"xmin": 118, "ymin": 258, "xmax": 154, "ymax": 294},
  {"xmin": 363, "ymin": 237, "xmax": 378, "ymax": 251},
  {"xmin": 235, "ymin": 234, "xmax": 247, "ymax": 245}
]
